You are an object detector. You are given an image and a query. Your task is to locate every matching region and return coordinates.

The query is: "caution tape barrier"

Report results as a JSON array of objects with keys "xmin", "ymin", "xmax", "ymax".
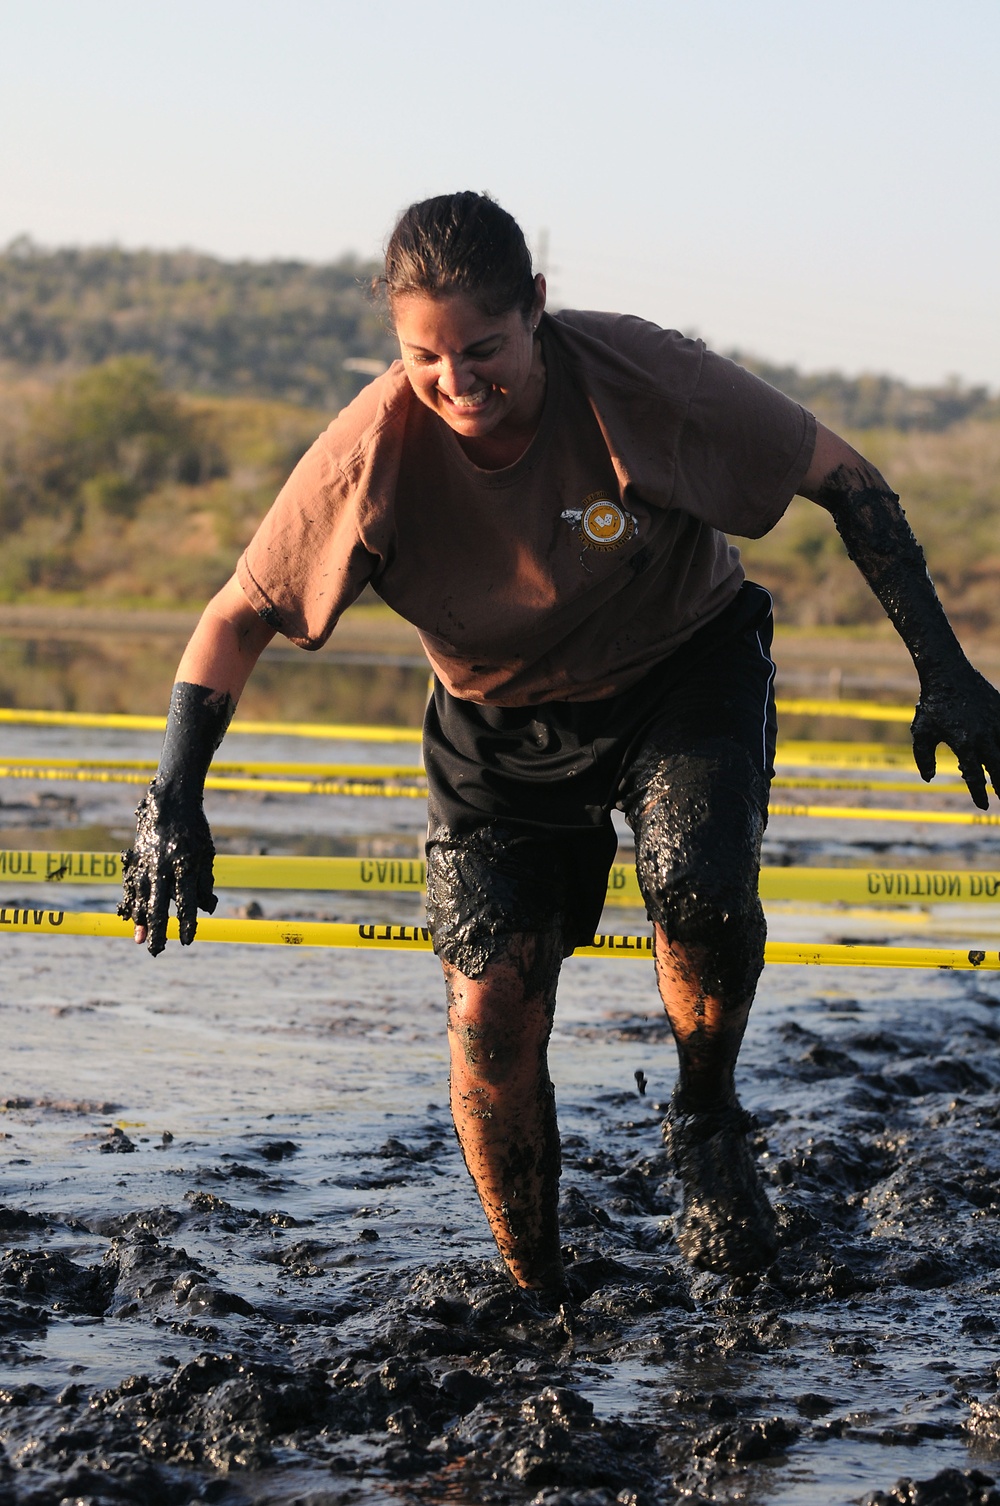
[
  {"xmin": 0, "ymin": 760, "xmax": 975, "ymax": 800},
  {"xmin": 0, "ymin": 765, "xmax": 428, "ymax": 798},
  {"xmin": 0, "ymin": 708, "xmax": 422, "ymax": 743},
  {"xmin": 4, "ymin": 851, "xmax": 1000, "ymax": 906},
  {"xmin": 0, "ymin": 698, "xmax": 920, "ymax": 740},
  {"xmin": 4, "ymin": 768, "xmax": 989, "ymax": 818},
  {"xmin": 0, "ymin": 756, "xmax": 425, "ymax": 778},
  {"xmin": 768, "ymin": 803, "xmax": 1000, "ymax": 827},
  {"xmin": 1, "ymin": 905, "xmax": 998, "ymax": 969},
  {"xmin": 0, "ymin": 741, "xmax": 964, "ymax": 781},
  {"xmin": 775, "ymin": 697, "xmax": 912, "ymax": 723},
  {"xmin": 776, "ymin": 741, "xmax": 958, "ymax": 773}
]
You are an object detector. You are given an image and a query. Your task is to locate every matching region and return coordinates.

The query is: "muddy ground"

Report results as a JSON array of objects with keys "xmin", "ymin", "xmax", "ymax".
[{"xmin": 3, "ymin": 724, "xmax": 1000, "ymax": 1505}]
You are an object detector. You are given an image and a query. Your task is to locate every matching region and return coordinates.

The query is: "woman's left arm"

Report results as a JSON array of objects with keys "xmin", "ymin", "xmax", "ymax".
[{"xmin": 799, "ymin": 423, "xmax": 1000, "ymax": 809}]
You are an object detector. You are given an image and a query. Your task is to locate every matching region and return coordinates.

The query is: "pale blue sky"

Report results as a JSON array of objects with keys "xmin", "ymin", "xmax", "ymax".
[{"xmin": 1, "ymin": 0, "xmax": 997, "ymax": 386}]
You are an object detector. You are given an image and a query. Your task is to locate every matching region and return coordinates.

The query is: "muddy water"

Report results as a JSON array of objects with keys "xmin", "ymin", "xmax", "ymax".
[{"xmin": 3, "ymin": 728, "xmax": 1000, "ymax": 1505}]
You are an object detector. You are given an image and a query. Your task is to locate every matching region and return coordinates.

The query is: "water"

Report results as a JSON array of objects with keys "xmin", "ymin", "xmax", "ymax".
[{"xmin": 3, "ymin": 718, "xmax": 1000, "ymax": 1502}]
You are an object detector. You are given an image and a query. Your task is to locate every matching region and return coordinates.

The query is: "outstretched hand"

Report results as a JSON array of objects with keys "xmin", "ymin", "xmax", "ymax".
[
  {"xmin": 911, "ymin": 665, "xmax": 1000, "ymax": 810},
  {"xmin": 118, "ymin": 782, "xmax": 219, "ymax": 956}
]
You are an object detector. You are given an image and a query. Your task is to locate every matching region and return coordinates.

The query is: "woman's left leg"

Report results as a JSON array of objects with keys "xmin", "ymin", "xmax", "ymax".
[{"xmin": 625, "ymin": 739, "xmax": 777, "ymax": 1276}]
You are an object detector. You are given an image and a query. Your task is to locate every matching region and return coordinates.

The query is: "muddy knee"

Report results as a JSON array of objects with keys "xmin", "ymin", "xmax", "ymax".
[
  {"xmin": 632, "ymin": 745, "xmax": 768, "ymax": 1003},
  {"xmin": 447, "ymin": 1005, "xmax": 532, "ymax": 1085},
  {"xmin": 445, "ymin": 964, "xmax": 556, "ymax": 1087},
  {"xmin": 651, "ymin": 894, "xmax": 767, "ymax": 1005}
]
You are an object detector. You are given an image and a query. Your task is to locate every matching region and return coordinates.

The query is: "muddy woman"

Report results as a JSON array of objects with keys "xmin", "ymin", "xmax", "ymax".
[{"xmin": 120, "ymin": 191, "xmax": 1000, "ymax": 1294}]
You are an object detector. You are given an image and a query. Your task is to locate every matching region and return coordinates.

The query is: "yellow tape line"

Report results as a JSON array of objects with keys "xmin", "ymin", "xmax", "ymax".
[
  {"xmin": 0, "ymin": 745, "xmax": 936, "ymax": 777},
  {"xmin": 0, "ymin": 700, "xmax": 916, "ymax": 738},
  {"xmin": 775, "ymin": 697, "xmax": 912, "ymax": 723},
  {"xmin": 776, "ymin": 742, "xmax": 965, "ymax": 776},
  {"xmin": 768, "ymin": 802, "xmax": 1000, "ymax": 827},
  {"xmin": 1, "ymin": 760, "xmax": 972, "ymax": 800},
  {"xmin": 1, "ymin": 905, "xmax": 998, "ymax": 968},
  {"xmin": 0, "ymin": 765, "xmax": 428, "ymax": 797},
  {"xmin": 4, "ymin": 756, "xmax": 986, "ymax": 817},
  {"xmin": 770, "ymin": 775, "xmax": 969, "ymax": 795},
  {"xmin": 0, "ymin": 756, "xmax": 424, "ymax": 778},
  {"xmin": 0, "ymin": 708, "xmax": 422, "ymax": 742},
  {"xmin": 4, "ymin": 851, "xmax": 1000, "ymax": 906}
]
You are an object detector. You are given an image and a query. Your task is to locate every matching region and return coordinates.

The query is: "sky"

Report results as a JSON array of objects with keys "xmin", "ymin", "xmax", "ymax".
[{"xmin": 1, "ymin": 0, "xmax": 998, "ymax": 388}]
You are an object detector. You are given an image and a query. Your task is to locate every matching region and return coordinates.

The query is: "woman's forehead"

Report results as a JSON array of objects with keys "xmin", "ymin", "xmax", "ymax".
[{"xmin": 393, "ymin": 291, "xmax": 518, "ymax": 350}]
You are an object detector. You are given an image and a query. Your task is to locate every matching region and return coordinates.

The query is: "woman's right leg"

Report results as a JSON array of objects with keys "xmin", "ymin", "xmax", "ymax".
[{"xmin": 443, "ymin": 931, "xmax": 565, "ymax": 1291}]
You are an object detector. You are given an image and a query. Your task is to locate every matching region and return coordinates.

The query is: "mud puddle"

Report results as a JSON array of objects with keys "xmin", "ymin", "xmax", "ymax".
[{"xmin": 4, "ymin": 735, "xmax": 1000, "ymax": 1503}]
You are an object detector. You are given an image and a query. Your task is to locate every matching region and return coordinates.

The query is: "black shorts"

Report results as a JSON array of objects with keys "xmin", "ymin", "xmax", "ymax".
[{"xmin": 424, "ymin": 581, "xmax": 777, "ymax": 978}]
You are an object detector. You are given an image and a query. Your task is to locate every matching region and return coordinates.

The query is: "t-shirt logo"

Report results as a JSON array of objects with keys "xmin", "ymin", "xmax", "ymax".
[{"xmin": 562, "ymin": 491, "xmax": 637, "ymax": 554}]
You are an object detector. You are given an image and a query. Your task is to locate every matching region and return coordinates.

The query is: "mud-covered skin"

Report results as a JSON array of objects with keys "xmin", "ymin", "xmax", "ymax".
[
  {"xmin": 662, "ymin": 1092, "xmax": 778, "ymax": 1275},
  {"xmin": 626, "ymin": 741, "xmax": 770, "ymax": 1005},
  {"xmin": 118, "ymin": 681, "xmax": 234, "ymax": 955},
  {"xmin": 430, "ymin": 748, "xmax": 774, "ymax": 1286},
  {"xmin": 426, "ymin": 821, "xmax": 578, "ymax": 978},
  {"xmin": 445, "ymin": 932, "xmax": 567, "ymax": 1292},
  {"xmin": 816, "ymin": 462, "xmax": 1000, "ymax": 809}
]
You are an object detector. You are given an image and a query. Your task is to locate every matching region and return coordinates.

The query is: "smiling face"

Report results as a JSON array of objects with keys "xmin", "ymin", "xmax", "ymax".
[{"xmin": 393, "ymin": 278, "xmax": 546, "ymax": 458}]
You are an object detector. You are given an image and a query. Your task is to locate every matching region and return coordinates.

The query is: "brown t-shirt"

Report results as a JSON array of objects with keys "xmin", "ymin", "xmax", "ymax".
[{"xmin": 238, "ymin": 310, "xmax": 816, "ymax": 705}]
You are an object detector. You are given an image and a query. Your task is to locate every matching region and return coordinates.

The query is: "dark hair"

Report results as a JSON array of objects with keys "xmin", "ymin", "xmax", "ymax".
[{"xmin": 379, "ymin": 191, "xmax": 536, "ymax": 320}]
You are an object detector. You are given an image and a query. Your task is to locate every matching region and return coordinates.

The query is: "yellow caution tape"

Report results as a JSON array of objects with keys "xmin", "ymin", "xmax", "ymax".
[
  {"xmin": 0, "ymin": 765, "xmax": 428, "ymax": 797},
  {"xmin": 0, "ymin": 708, "xmax": 422, "ymax": 742},
  {"xmin": 5, "ymin": 763, "xmax": 985, "ymax": 813},
  {"xmin": 768, "ymin": 802, "xmax": 1000, "ymax": 827},
  {"xmin": 775, "ymin": 740, "xmax": 958, "ymax": 772},
  {"xmin": 771, "ymin": 775, "xmax": 969, "ymax": 795},
  {"xmin": 0, "ymin": 701, "xmax": 918, "ymax": 739},
  {"xmin": 0, "ymin": 756, "xmax": 424, "ymax": 778},
  {"xmin": 2, "ymin": 904, "xmax": 999, "ymax": 968},
  {"xmin": 775, "ymin": 696, "xmax": 912, "ymax": 723},
  {"xmin": 1, "ymin": 760, "xmax": 973, "ymax": 800},
  {"xmin": 5, "ymin": 851, "xmax": 1000, "ymax": 906}
]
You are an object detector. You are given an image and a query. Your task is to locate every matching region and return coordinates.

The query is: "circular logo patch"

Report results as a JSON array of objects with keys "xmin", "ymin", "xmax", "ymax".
[{"xmin": 581, "ymin": 496, "xmax": 634, "ymax": 550}]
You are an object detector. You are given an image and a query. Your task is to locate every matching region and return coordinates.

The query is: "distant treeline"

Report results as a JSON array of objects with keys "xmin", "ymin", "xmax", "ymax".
[
  {"xmin": 732, "ymin": 353, "xmax": 999, "ymax": 434},
  {"xmin": 1, "ymin": 238, "xmax": 996, "ymax": 430},
  {"xmin": 0, "ymin": 237, "xmax": 397, "ymax": 411}
]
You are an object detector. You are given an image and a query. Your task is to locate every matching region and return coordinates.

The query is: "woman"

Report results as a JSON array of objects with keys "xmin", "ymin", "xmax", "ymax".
[{"xmin": 120, "ymin": 192, "xmax": 1000, "ymax": 1294}]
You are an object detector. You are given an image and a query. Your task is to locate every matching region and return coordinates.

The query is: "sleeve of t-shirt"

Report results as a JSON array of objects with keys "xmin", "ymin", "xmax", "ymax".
[
  {"xmin": 237, "ymin": 430, "xmax": 380, "ymax": 650},
  {"xmin": 672, "ymin": 348, "xmax": 817, "ymax": 538}
]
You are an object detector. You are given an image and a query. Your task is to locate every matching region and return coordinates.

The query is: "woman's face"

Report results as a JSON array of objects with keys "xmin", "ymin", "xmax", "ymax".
[{"xmin": 393, "ymin": 277, "xmax": 546, "ymax": 443}]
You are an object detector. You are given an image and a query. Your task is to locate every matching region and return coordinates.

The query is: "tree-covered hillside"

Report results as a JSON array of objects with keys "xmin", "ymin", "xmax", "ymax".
[
  {"xmin": 1, "ymin": 238, "xmax": 996, "ymax": 430},
  {"xmin": 0, "ymin": 238, "xmax": 396, "ymax": 410}
]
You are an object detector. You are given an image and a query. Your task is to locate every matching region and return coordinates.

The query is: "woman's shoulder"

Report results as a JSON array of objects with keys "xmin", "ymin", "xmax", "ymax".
[
  {"xmin": 546, "ymin": 309, "xmax": 704, "ymax": 396},
  {"xmin": 314, "ymin": 360, "xmax": 414, "ymax": 477}
]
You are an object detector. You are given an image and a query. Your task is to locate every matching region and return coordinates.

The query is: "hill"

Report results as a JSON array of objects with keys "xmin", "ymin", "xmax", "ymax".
[
  {"xmin": 0, "ymin": 241, "xmax": 998, "ymax": 633},
  {"xmin": 0, "ymin": 238, "xmax": 396, "ymax": 410},
  {"xmin": 2, "ymin": 238, "xmax": 997, "ymax": 431}
]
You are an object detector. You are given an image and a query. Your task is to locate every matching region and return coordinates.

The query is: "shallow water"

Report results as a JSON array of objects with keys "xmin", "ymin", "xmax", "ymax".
[{"xmin": 3, "ymin": 728, "xmax": 1000, "ymax": 1505}]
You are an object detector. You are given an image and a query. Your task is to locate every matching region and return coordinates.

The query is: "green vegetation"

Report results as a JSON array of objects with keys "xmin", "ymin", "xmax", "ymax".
[
  {"xmin": 735, "ymin": 354, "xmax": 1000, "ymax": 433},
  {"xmin": 0, "ymin": 238, "xmax": 396, "ymax": 408},
  {"xmin": 0, "ymin": 360, "xmax": 327, "ymax": 603},
  {"xmin": 0, "ymin": 239, "xmax": 998, "ymax": 630},
  {"xmin": 740, "ymin": 421, "xmax": 1000, "ymax": 634}
]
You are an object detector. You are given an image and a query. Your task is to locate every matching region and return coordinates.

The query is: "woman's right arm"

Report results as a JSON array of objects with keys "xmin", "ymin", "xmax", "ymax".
[{"xmin": 118, "ymin": 575, "xmax": 277, "ymax": 956}]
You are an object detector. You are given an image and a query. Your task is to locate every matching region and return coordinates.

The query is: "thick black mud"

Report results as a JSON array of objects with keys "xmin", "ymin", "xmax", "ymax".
[{"xmin": 4, "ymin": 734, "xmax": 1000, "ymax": 1503}]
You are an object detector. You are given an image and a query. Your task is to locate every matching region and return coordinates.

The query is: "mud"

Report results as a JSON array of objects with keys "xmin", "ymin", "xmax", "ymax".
[
  {"xmin": 629, "ymin": 743, "xmax": 770, "ymax": 1006},
  {"xmin": 661, "ymin": 1097, "xmax": 778, "ymax": 1276},
  {"xmin": 4, "ymin": 731, "xmax": 1000, "ymax": 1502},
  {"xmin": 815, "ymin": 462, "xmax": 1000, "ymax": 811},
  {"xmin": 119, "ymin": 682, "xmax": 237, "ymax": 955}
]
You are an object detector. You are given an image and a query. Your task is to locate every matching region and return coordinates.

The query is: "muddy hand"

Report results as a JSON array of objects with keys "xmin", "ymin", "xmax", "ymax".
[
  {"xmin": 912, "ymin": 665, "xmax": 1000, "ymax": 810},
  {"xmin": 118, "ymin": 783, "xmax": 218, "ymax": 956}
]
